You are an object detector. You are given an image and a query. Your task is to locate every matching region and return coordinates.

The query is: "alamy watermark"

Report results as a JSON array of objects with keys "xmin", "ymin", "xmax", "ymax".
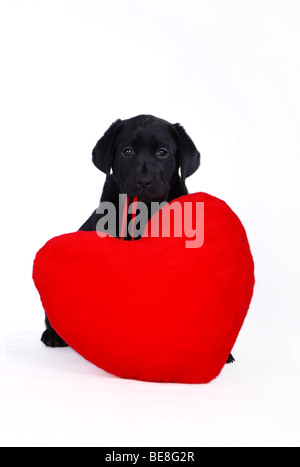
[{"xmin": 96, "ymin": 195, "xmax": 204, "ymax": 249}]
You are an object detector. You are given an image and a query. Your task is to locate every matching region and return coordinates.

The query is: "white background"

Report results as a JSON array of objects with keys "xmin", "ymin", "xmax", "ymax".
[{"xmin": 0, "ymin": 0, "xmax": 299, "ymax": 447}]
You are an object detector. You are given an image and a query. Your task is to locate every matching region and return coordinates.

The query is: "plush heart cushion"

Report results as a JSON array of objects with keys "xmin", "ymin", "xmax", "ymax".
[{"xmin": 33, "ymin": 193, "xmax": 255, "ymax": 384}]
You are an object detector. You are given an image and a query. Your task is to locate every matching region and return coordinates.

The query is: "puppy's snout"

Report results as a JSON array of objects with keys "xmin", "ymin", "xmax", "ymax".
[{"xmin": 136, "ymin": 176, "xmax": 153, "ymax": 189}]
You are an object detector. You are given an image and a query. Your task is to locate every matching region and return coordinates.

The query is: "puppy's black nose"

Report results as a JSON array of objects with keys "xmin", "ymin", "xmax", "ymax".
[{"xmin": 136, "ymin": 177, "xmax": 153, "ymax": 189}]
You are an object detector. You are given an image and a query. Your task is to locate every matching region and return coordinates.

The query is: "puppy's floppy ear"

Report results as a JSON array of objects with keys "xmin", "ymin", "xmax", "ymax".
[
  {"xmin": 92, "ymin": 119, "xmax": 123, "ymax": 175},
  {"xmin": 173, "ymin": 123, "xmax": 201, "ymax": 182}
]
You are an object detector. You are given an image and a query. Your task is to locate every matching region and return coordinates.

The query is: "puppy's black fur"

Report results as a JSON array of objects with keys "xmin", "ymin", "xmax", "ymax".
[
  {"xmin": 41, "ymin": 115, "xmax": 234, "ymax": 364},
  {"xmin": 80, "ymin": 115, "xmax": 200, "ymax": 232}
]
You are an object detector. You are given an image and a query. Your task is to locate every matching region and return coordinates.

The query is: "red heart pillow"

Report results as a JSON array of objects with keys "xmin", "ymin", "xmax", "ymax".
[{"xmin": 33, "ymin": 193, "xmax": 254, "ymax": 383}]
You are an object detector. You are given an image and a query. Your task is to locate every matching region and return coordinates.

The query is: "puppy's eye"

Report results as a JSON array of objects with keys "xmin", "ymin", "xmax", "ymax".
[
  {"xmin": 122, "ymin": 148, "xmax": 134, "ymax": 157},
  {"xmin": 156, "ymin": 148, "xmax": 169, "ymax": 158}
]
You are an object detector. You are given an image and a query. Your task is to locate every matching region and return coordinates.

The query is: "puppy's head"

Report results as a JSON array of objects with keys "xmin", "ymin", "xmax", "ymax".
[{"xmin": 92, "ymin": 115, "xmax": 200, "ymax": 202}]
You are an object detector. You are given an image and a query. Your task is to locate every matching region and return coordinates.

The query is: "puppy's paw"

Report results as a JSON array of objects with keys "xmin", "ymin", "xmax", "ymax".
[
  {"xmin": 226, "ymin": 353, "xmax": 235, "ymax": 364},
  {"xmin": 41, "ymin": 328, "xmax": 68, "ymax": 348}
]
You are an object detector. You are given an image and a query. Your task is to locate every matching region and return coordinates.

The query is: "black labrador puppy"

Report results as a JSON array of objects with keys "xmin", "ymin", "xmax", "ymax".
[
  {"xmin": 80, "ymin": 114, "xmax": 200, "ymax": 232},
  {"xmin": 41, "ymin": 114, "xmax": 234, "ymax": 363}
]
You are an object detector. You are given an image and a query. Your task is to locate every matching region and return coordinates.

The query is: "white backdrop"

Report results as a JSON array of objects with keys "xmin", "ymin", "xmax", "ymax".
[{"xmin": 0, "ymin": 0, "xmax": 299, "ymax": 447}]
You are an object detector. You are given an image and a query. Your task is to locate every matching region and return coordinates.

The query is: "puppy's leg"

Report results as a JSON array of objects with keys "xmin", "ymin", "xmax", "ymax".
[
  {"xmin": 226, "ymin": 354, "xmax": 235, "ymax": 364},
  {"xmin": 41, "ymin": 315, "xmax": 68, "ymax": 348}
]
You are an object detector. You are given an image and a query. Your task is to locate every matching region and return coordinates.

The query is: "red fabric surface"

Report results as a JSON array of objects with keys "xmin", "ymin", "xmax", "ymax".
[{"xmin": 33, "ymin": 193, "xmax": 255, "ymax": 383}]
